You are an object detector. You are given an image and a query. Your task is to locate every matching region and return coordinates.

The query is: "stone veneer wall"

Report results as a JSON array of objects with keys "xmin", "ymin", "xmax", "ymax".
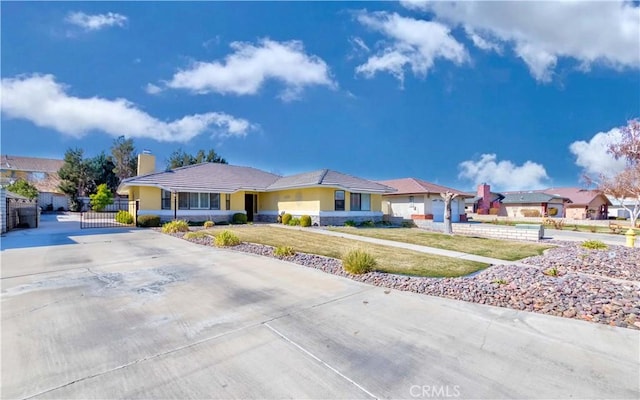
[
  {"xmin": 0, "ymin": 189, "xmax": 6, "ymax": 233},
  {"xmin": 414, "ymin": 220, "xmax": 544, "ymax": 241},
  {"xmin": 256, "ymin": 213, "xmax": 382, "ymax": 226}
]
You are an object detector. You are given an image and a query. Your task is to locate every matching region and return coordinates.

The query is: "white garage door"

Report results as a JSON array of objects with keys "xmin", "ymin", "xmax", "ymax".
[
  {"xmin": 432, "ymin": 199, "xmax": 444, "ymax": 222},
  {"xmin": 451, "ymin": 200, "xmax": 460, "ymax": 222}
]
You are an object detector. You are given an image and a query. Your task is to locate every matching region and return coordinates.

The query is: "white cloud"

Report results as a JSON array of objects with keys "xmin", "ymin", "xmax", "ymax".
[
  {"xmin": 66, "ymin": 11, "xmax": 127, "ymax": 31},
  {"xmin": 166, "ymin": 38, "xmax": 336, "ymax": 101},
  {"xmin": 350, "ymin": 36, "xmax": 370, "ymax": 53},
  {"xmin": 401, "ymin": 1, "xmax": 640, "ymax": 82},
  {"xmin": 458, "ymin": 153, "xmax": 549, "ymax": 191},
  {"xmin": 145, "ymin": 83, "xmax": 162, "ymax": 95},
  {"xmin": 355, "ymin": 11, "xmax": 468, "ymax": 85},
  {"xmin": 1, "ymin": 74, "xmax": 255, "ymax": 142},
  {"xmin": 464, "ymin": 28, "xmax": 501, "ymax": 54},
  {"xmin": 569, "ymin": 127, "xmax": 627, "ymax": 178}
]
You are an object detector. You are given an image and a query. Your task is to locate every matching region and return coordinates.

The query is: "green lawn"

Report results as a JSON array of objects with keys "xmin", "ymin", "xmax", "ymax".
[
  {"xmin": 327, "ymin": 227, "xmax": 553, "ymax": 261},
  {"xmin": 200, "ymin": 225, "xmax": 488, "ymax": 278}
]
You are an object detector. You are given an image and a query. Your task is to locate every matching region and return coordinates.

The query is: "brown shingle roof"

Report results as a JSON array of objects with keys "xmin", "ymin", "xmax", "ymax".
[
  {"xmin": 1, "ymin": 155, "xmax": 64, "ymax": 172},
  {"xmin": 539, "ymin": 187, "xmax": 611, "ymax": 206},
  {"xmin": 376, "ymin": 178, "xmax": 469, "ymax": 196}
]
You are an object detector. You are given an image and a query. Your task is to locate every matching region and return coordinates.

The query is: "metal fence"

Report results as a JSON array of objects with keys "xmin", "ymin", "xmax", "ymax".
[
  {"xmin": 4, "ymin": 197, "xmax": 39, "ymax": 232},
  {"xmin": 80, "ymin": 200, "xmax": 138, "ymax": 229}
]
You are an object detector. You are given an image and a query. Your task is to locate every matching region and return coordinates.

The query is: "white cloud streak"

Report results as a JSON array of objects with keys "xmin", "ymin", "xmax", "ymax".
[
  {"xmin": 355, "ymin": 11, "xmax": 468, "ymax": 85},
  {"xmin": 165, "ymin": 38, "xmax": 336, "ymax": 101},
  {"xmin": 569, "ymin": 127, "xmax": 627, "ymax": 178},
  {"xmin": 401, "ymin": 1, "xmax": 640, "ymax": 82},
  {"xmin": 458, "ymin": 153, "xmax": 549, "ymax": 191},
  {"xmin": 66, "ymin": 11, "xmax": 127, "ymax": 31},
  {"xmin": 1, "ymin": 74, "xmax": 255, "ymax": 142}
]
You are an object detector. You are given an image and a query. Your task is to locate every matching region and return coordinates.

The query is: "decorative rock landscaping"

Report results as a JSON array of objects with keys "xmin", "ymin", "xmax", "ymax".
[{"xmin": 169, "ymin": 232, "xmax": 640, "ymax": 330}]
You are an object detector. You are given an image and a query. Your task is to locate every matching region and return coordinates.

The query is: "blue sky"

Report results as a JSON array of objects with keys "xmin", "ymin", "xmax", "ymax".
[{"xmin": 2, "ymin": 1, "xmax": 639, "ymax": 191}]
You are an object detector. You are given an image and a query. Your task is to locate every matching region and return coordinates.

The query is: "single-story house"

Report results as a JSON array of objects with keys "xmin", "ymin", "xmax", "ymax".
[
  {"xmin": 464, "ymin": 183, "xmax": 505, "ymax": 214},
  {"xmin": 376, "ymin": 178, "xmax": 470, "ymax": 222},
  {"xmin": 1, "ymin": 155, "xmax": 67, "ymax": 210},
  {"xmin": 606, "ymin": 195, "xmax": 638, "ymax": 219},
  {"xmin": 499, "ymin": 192, "xmax": 570, "ymax": 218},
  {"xmin": 541, "ymin": 187, "xmax": 611, "ymax": 220},
  {"xmin": 117, "ymin": 153, "xmax": 395, "ymax": 226}
]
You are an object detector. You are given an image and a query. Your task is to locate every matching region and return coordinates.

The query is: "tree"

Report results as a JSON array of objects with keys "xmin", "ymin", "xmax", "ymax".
[
  {"xmin": 89, "ymin": 183, "xmax": 114, "ymax": 211},
  {"xmin": 111, "ymin": 136, "xmax": 136, "ymax": 181},
  {"xmin": 6, "ymin": 179, "xmax": 39, "ymax": 199},
  {"xmin": 58, "ymin": 148, "xmax": 91, "ymax": 211},
  {"xmin": 599, "ymin": 119, "xmax": 640, "ymax": 227},
  {"xmin": 441, "ymin": 191, "xmax": 459, "ymax": 235},
  {"xmin": 166, "ymin": 148, "xmax": 227, "ymax": 170},
  {"xmin": 87, "ymin": 152, "xmax": 119, "ymax": 193}
]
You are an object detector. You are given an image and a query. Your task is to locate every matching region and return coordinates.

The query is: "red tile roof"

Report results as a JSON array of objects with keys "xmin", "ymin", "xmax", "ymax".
[{"xmin": 376, "ymin": 178, "xmax": 469, "ymax": 196}]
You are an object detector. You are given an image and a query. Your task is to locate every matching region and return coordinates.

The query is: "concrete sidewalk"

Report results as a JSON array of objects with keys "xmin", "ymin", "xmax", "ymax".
[{"xmin": 269, "ymin": 225, "xmax": 523, "ymax": 266}]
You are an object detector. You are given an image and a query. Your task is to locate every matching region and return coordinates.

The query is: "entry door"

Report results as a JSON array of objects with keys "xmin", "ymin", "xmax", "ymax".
[
  {"xmin": 244, "ymin": 194, "xmax": 256, "ymax": 222},
  {"xmin": 432, "ymin": 199, "xmax": 444, "ymax": 222}
]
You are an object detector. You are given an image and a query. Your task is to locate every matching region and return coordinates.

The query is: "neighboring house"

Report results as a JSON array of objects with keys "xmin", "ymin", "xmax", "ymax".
[
  {"xmin": 0, "ymin": 155, "xmax": 67, "ymax": 210},
  {"xmin": 464, "ymin": 183, "xmax": 504, "ymax": 214},
  {"xmin": 542, "ymin": 187, "xmax": 611, "ymax": 220},
  {"xmin": 117, "ymin": 153, "xmax": 395, "ymax": 225},
  {"xmin": 606, "ymin": 195, "xmax": 637, "ymax": 219},
  {"xmin": 499, "ymin": 192, "xmax": 570, "ymax": 218},
  {"xmin": 376, "ymin": 178, "xmax": 470, "ymax": 222}
]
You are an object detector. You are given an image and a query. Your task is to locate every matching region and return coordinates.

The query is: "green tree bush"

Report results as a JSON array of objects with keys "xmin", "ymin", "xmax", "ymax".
[
  {"xmin": 89, "ymin": 184, "xmax": 114, "ymax": 211},
  {"xmin": 6, "ymin": 179, "xmax": 38, "ymax": 199}
]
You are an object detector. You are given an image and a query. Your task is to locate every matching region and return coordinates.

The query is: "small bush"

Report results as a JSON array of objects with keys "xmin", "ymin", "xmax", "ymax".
[
  {"xmin": 214, "ymin": 230, "xmax": 240, "ymax": 247},
  {"xmin": 115, "ymin": 210, "xmax": 134, "ymax": 225},
  {"xmin": 288, "ymin": 217, "xmax": 300, "ymax": 226},
  {"xmin": 274, "ymin": 245, "xmax": 295, "ymax": 257},
  {"xmin": 543, "ymin": 267, "xmax": 559, "ymax": 277},
  {"xmin": 616, "ymin": 216, "xmax": 627, "ymax": 221},
  {"xmin": 184, "ymin": 231, "xmax": 210, "ymax": 240},
  {"xmin": 203, "ymin": 220, "xmax": 215, "ymax": 228},
  {"xmin": 401, "ymin": 220, "xmax": 416, "ymax": 228},
  {"xmin": 162, "ymin": 220, "xmax": 190, "ymax": 234},
  {"xmin": 45, "ymin": 203, "xmax": 54, "ymax": 211},
  {"xmin": 521, "ymin": 209, "xmax": 541, "ymax": 217},
  {"xmin": 589, "ymin": 225, "xmax": 597, "ymax": 233},
  {"xmin": 137, "ymin": 214, "xmax": 161, "ymax": 227},
  {"xmin": 548, "ymin": 207, "xmax": 558, "ymax": 216},
  {"xmin": 342, "ymin": 249, "xmax": 376, "ymax": 274},
  {"xmin": 489, "ymin": 207, "xmax": 500, "ymax": 215},
  {"xmin": 281, "ymin": 213, "xmax": 292, "ymax": 225},
  {"xmin": 492, "ymin": 278, "xmax": 508, "ymax": 285},
  {"xmin": 300, "ymin": 215, "xmax": 312, "ymax": 227},
  {"xmin": 344, "ymin": 220, "xmax": 357, "ymax": 227},
  {"xmin": 581, "ymin": 240, "xmax": 608, "ymax": 250},
  {"xmin": 232, "ymin": 213, "xmax": 248, "ymax": 224},
  {"xmin": 358, "ymin": 220, "xmax": 375, "ymax": 228}
]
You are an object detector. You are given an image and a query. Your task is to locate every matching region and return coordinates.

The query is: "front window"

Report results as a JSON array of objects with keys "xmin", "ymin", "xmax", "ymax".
[
  {"xmin": 161, "ymin": 190, "xmax": 171, "ymax": 210},
  {"xmin": 225, "ymin": 194, "xmax": 231, "ymax": 210},
  {"xmin": 178, "ymin": 192, "xmax": 220, "ymax": 210},
  {"xmin": 350, "ymin": 193, "xmax": 371, "ymax": 211},
  {"xmin": 335, "ymin": 190, "xmax": 345, "ymax": 211}
]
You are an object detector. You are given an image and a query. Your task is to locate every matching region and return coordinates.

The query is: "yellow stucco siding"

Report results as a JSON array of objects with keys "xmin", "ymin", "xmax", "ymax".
[
  {"xmin": 138, "ymin": 186, "xmax": 162, "ymax": 210},
  {"xmin": 258, "ymin": 192, "xmax": 279, "ymax": 211},
  {"xmin": 230, "ymin": 192, "xmax": 244, "ymax": 211},
  {"xmin": 266, "ymin": 188, "xmax": 323, "ymax": 212}
]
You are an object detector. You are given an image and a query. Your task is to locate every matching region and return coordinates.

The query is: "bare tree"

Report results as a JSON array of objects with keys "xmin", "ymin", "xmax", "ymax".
[
  {"xmin": 441, "ymin": 191, "xmax": 459, "ymax": 235},
  {"xmin": 597, "ymin": 119, "xmax": 640, "ymax": 226}
]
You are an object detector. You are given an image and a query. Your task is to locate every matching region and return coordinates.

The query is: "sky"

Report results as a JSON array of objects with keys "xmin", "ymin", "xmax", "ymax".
[{"xmin": 1, "ymin": 1, "xmax": 639, "ymax": 192}]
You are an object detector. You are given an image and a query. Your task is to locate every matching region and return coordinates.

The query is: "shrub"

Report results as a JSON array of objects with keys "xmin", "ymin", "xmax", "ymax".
[
  {"xmin": 288, "ymin": 217, "xmax": 300, "ymax": 226},
  {"xmin": 45, "ymin": 203, "xmax": 54, "ymax": 212},
  {"xmin": 548, "ymin": 207, "xmax": 558, "ymax": 216},
  {"xmin": 521, "ymin": 209, "xmax": 541, "ymax": 217},
  {"xmin": 184, "ymin": 231, "xmax": 210, "ymax": 240},
  {"xmin": 492, "ymin": 278, "xmax": 508, "ymax": 285},
  {"xmin": 543, "ymin": 267, "xmax": 559, "ymax": 277},
  {"xmin": 115, "ymin": 210, "xmax": 134, "ymax": 225},
  {"xmin": 358, "ymin": 220, "xmax": 375, "ymax": 228},
  {"xmin": 589, "ymin": 225, "xmax": 597, "ymax": 233},
  {"xmin": 203, "ymin": 220, "xmax": 215, "ymax": 228},
  {"xmin": 89, "ymin": 183, "xmax": 114, "ymax": 212},
  {"xmin": 344, "ymin": 220, "xmax": 356, "ymax": 227},
  {"xmin": 232, "ymin": 213, "xmax": 248, "ymax": 224},
  {"xmin": 581, "ymin": 240, "xmax": 608, "ymax": 250},
  {"xmin": 489, "ymin": 207, "xmax": 500, "ymax": 215},
  {"xmin": 162, "ymin": 220, "xmax": 190, "ymax": 234},
  {"xmin": 281, "ymin": 213, "xmax": 292, "ymax": 225},
  {"xmin": 300, "ymin": 215, "xmax": 312, "ymax": 227},
  {"xmin": 401, "ymin": 220, "xmax": 416, "ymax": 228},
  {"xmin": 342, "ymin": 249, "xmax": 376, "ymax": 274},
  {"xmin": 137, "ymin": 214, "xmax": 161, "ymax": 227},
  {"xmin": 214, "ymin": 230, "xmax": 240, "ymax": 247},
  {"xmin": 274, "ymin": 245, "xmax": 295, "ymax": 257}
]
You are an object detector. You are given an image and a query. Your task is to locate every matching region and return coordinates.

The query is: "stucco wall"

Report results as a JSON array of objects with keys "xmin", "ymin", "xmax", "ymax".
[{"xmin": 414, "ymin": 220, "xmax": 544, "ymax": 241}]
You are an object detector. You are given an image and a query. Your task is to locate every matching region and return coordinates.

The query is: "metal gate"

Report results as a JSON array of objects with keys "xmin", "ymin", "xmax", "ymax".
[{"xmin": 80, "ymin": 199, "xmax": 138, "ymax": 229}]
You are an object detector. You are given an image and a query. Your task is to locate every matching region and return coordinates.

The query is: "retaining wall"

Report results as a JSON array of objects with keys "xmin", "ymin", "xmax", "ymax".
[{"xmin": 414, "ymin": 220, "xmax": 544, "ymax": 241}]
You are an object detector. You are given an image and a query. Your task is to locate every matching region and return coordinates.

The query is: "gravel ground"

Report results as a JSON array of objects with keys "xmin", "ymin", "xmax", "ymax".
[{"xmin": 169, "ymin": 231, "xmax": 640, "ymax": 330}]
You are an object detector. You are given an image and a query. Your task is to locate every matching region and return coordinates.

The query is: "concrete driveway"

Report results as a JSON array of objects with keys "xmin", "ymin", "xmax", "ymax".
[{"xmin": 1, "ymin": 219, "xmax": 638, "ymax": 399}]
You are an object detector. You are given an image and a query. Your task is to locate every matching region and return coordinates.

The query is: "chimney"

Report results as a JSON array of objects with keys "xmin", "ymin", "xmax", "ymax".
[
  {"xmin": 477, "ymin": 183, "xmax": 491, "ymax": 212},
  {"xmin": 137, "ymin": 151, "xmax": 155, "ymax": 176}
]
